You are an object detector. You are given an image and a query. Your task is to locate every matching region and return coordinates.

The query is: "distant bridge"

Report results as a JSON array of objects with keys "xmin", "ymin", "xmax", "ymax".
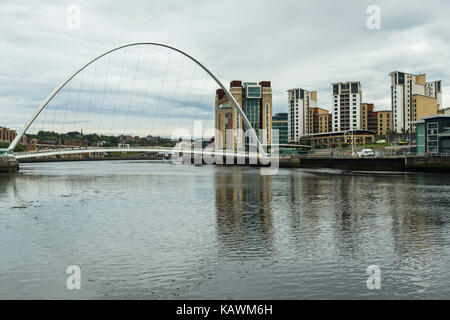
[
  {"xmin": 13, "ymin": 146, "xmax": 271, "ymax": 161},
  {"xmin": 3, "ymin": 42, "xmax": 267, "ymax": 158}
]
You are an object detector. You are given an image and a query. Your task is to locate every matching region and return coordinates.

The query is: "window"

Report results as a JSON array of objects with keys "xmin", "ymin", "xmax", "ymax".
[
  {"xmin": 427, "ymin": 123, "xmax": 438, "ymax": 135},
  {"xmin": 427, "ymin": 122, "xmax": 438, "ymax": 153},
  {"xmin": 246, "ymin": 85, "xmax": 261, "ymax": 98},
  {"xmin": 333, "ymin": 85, "xmax": 339, "ymax": 95},
  {"xmin": 398, "ymin": 72, "xmax": 405, "ymax": 85}
]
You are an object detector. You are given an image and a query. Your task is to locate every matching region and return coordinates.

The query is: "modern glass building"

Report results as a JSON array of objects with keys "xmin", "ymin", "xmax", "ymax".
[
  {"xmin": 415, "ymin": 115, "xmax": 450, "ymax": 155},
  {"xmin": 272, "ymin": 113, "xmax": 288, "ymax": 145}
]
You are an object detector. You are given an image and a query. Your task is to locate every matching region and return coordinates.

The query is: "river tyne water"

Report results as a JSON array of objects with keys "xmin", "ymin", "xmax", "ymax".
[{"xmin": 1, "ymin": 160, "xmax": 450, "ymax": 299}]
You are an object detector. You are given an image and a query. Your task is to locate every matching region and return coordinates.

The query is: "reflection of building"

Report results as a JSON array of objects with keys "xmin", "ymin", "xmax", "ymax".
[
  {"xmin": 287, "ymin": 88, "xmax": 317, "ymax": 141},
  {"xmin": 332, "ymin": 81, "xmax": 362, "ymax": 132},
  {"xmin": 415, "ymin": 115, "xmax": 450, "ymax": 155},
  {"xmin": 299, "ymin": 129, "xmax": 375, "ymax": 147},
  {"xmin": 215, "ymin": 81, "xmax": 272, "ymax": 149},
  {"xmin": 214, "ymin": 169, "xmax": 274, "ymax": 255},
  {"xmin": 389, "ymin": 71, "xmax": 442, "ymax": 133},
  {"xmin": 272, "ymin": 112, "xmax": 288, "ymax": 144}
]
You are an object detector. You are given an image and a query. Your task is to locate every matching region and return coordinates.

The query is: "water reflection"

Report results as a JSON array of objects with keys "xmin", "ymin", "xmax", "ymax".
[
  {"xmin": 1, "ymin": 163, "xmax": 450, "ymax": 299},
  {"xmin": 214, "ymin": 168, "xmax": 275, "ymax": 258}
]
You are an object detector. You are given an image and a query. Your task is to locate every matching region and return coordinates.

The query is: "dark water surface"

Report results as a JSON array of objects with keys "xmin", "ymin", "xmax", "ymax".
[{"xmin": 1, "ymin": 161, "xmax": 450, "ymax": 299}]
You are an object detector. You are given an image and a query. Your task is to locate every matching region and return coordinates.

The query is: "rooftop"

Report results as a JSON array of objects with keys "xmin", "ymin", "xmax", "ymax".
[{"xmin": 419, "ymin": 114, "xmax": 450, "ymax": 121}]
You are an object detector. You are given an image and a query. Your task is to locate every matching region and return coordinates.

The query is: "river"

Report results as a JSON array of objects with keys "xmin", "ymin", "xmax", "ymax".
[{"xmin": 1, "ymin": 160, "xmax": 449, "ymax": 299}]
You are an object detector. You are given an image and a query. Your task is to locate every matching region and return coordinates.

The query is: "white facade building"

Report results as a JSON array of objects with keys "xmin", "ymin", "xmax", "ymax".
[
  {"xmin": 331, "ymin": 82, "xmax": 362, "ymax": 132},
  {"xmin": 287, "ymin": 88, "xmax": 317, "ymax": 142},
  {"xmin": 389, "ymin": 71, "xmax": 442, "ymax": 133}
]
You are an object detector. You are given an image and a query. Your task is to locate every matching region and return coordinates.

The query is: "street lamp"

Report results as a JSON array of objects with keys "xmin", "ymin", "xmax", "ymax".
[{"xmin": 344, "ymin": 130, "xmax": 355, "ymax": 157}]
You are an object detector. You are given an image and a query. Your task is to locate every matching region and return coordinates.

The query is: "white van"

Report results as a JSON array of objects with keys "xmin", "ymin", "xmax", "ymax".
[{"xmin": 357, "ymin": 149, "xmax": 375, "ymax": 157}]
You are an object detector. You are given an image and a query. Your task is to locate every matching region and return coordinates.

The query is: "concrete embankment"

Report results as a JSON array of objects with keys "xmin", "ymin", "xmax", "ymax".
[
  {"xmin": 11, "ymin": 155, "xmax": 450, "ymax": 173},
  {"xmin": 280, "ymin": 156, "xmax": 450, "ymax": 172},
  {"xmin": 405, "ymin": 157, "xmax": 450, "ymax": 172},
  {"xmin": 0, "ymin": 155, "xmax": 20, "ymax": 173}
]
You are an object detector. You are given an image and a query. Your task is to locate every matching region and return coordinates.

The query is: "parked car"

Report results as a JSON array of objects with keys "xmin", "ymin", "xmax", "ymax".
[{"xmin": 357, "ymin": 149, "xmax": 375, "ymax": 157}]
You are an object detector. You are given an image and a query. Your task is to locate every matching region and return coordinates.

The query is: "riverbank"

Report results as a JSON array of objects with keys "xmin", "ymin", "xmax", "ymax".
[
  {"xmin": 280, "ymin": 156, "xmax": 450, "ymax": 172},
  {"xmin": 13, "ymin": 155, "xmax": 450, "ymax": 173}
]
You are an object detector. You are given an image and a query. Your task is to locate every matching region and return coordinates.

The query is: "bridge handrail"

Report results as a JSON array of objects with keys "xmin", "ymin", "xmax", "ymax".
[{"xmin": 13, "ymin": 147, "xmax": 275, "ymax": 160}]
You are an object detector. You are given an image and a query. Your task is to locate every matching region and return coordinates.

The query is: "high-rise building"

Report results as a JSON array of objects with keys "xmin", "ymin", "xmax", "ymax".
[
  {"xmin": 215, "ymin": 80, "xmax": 272, "ymax": 149},
  {"xmin": 389, "ymin": 71, "xmax": 442, "ymax": 133},
  {"xmin": 331, "ymin": 81, "xmax": 362, "ymax": 132},
  {"xmin": 272, "ymin": 112, "xmax": 288, "ymax": 145},
  {"xmin": 309, "ymin": 107, "xmax": 332, "ymax": 134},
  {"xmin": 287, "ymin": 88, "xmax": 317, "ymax": 142}
]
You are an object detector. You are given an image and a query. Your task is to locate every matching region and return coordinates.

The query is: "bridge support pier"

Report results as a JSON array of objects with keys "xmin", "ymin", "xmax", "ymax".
[{"xmin": 0, "ymin": 154, "xmax": 19, "ymax": 173}]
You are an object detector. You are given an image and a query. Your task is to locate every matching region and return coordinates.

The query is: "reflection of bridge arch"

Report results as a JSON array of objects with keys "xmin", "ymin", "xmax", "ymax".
[{"xmin": 8, "ymin": 42, "xmax": 265, "ymax": 155}]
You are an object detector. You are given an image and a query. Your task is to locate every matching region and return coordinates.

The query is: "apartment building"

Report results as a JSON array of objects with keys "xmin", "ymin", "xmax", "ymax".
[
  {"xmin": 360, "ymin": 103, "xmax": 377, "ymax": 132},
  {"xmin": 389, "ymin": 71, "xmax": 442, "ymax": 133},
  {"xmin": 360, "ymin": 104, "xmax": 392, "ymax": 135},
  {"xmin": 0, "ymin": 127, "xmax": 17, "ymax": 142},
  {"xmin": 215, "ymin": 80, "xmax": 272, "ymax": 149},
  {"xmin": 309, "ymin": 107, "xmax": 332, "ymax": 134},
  {"xmin": 377, "ymin": 110, "xmax": 392, "ymax": 135},
  {"xmin": 287, "ymin": 88, "xmax": 317, "ymax": 142},
  {"xmin": 331, "ymin": 81, "xmax": 362, "ymax": 132}
]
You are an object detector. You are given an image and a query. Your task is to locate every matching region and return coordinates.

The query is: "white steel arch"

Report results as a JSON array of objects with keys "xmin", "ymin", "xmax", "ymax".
[{"xmin": 7, "ymin": 42, "xmax": 266, "ymax": 155}]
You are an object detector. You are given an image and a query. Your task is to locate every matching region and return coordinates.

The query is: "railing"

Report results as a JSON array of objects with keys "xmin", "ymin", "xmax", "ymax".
[
  {"xmin": 13, "ymin": 146, "xmax": 278, "ymax": 161},
  {"xmin": 426, "ymin": 152, "xmax": 450, "ymax": 158},
  {"xmin": 13, "ymin": 146, "xmax": 173, "ymax": 156}
]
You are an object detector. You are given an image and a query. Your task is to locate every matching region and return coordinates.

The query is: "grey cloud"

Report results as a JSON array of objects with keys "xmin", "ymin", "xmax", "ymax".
[{"xmin": 1, "ymin": 0, "xmax": 450, "ymax": 132}]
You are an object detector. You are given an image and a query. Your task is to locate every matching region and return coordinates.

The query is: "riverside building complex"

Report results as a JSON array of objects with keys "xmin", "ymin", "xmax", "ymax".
[{"xmin": 214, "ymin": 70, "xmax": 446, "ymax": 149}]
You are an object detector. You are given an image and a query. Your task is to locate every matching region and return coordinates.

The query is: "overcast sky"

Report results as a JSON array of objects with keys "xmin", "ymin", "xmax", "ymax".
[{"xmin": 1, "ymin": 0, "xmax": 450, "ymax": 134}]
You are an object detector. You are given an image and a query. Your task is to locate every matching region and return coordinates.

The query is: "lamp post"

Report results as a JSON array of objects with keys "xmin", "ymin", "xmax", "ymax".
[{"xmin": 344, "ymin": 130, "xmax": 355, "ymax": 157}]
